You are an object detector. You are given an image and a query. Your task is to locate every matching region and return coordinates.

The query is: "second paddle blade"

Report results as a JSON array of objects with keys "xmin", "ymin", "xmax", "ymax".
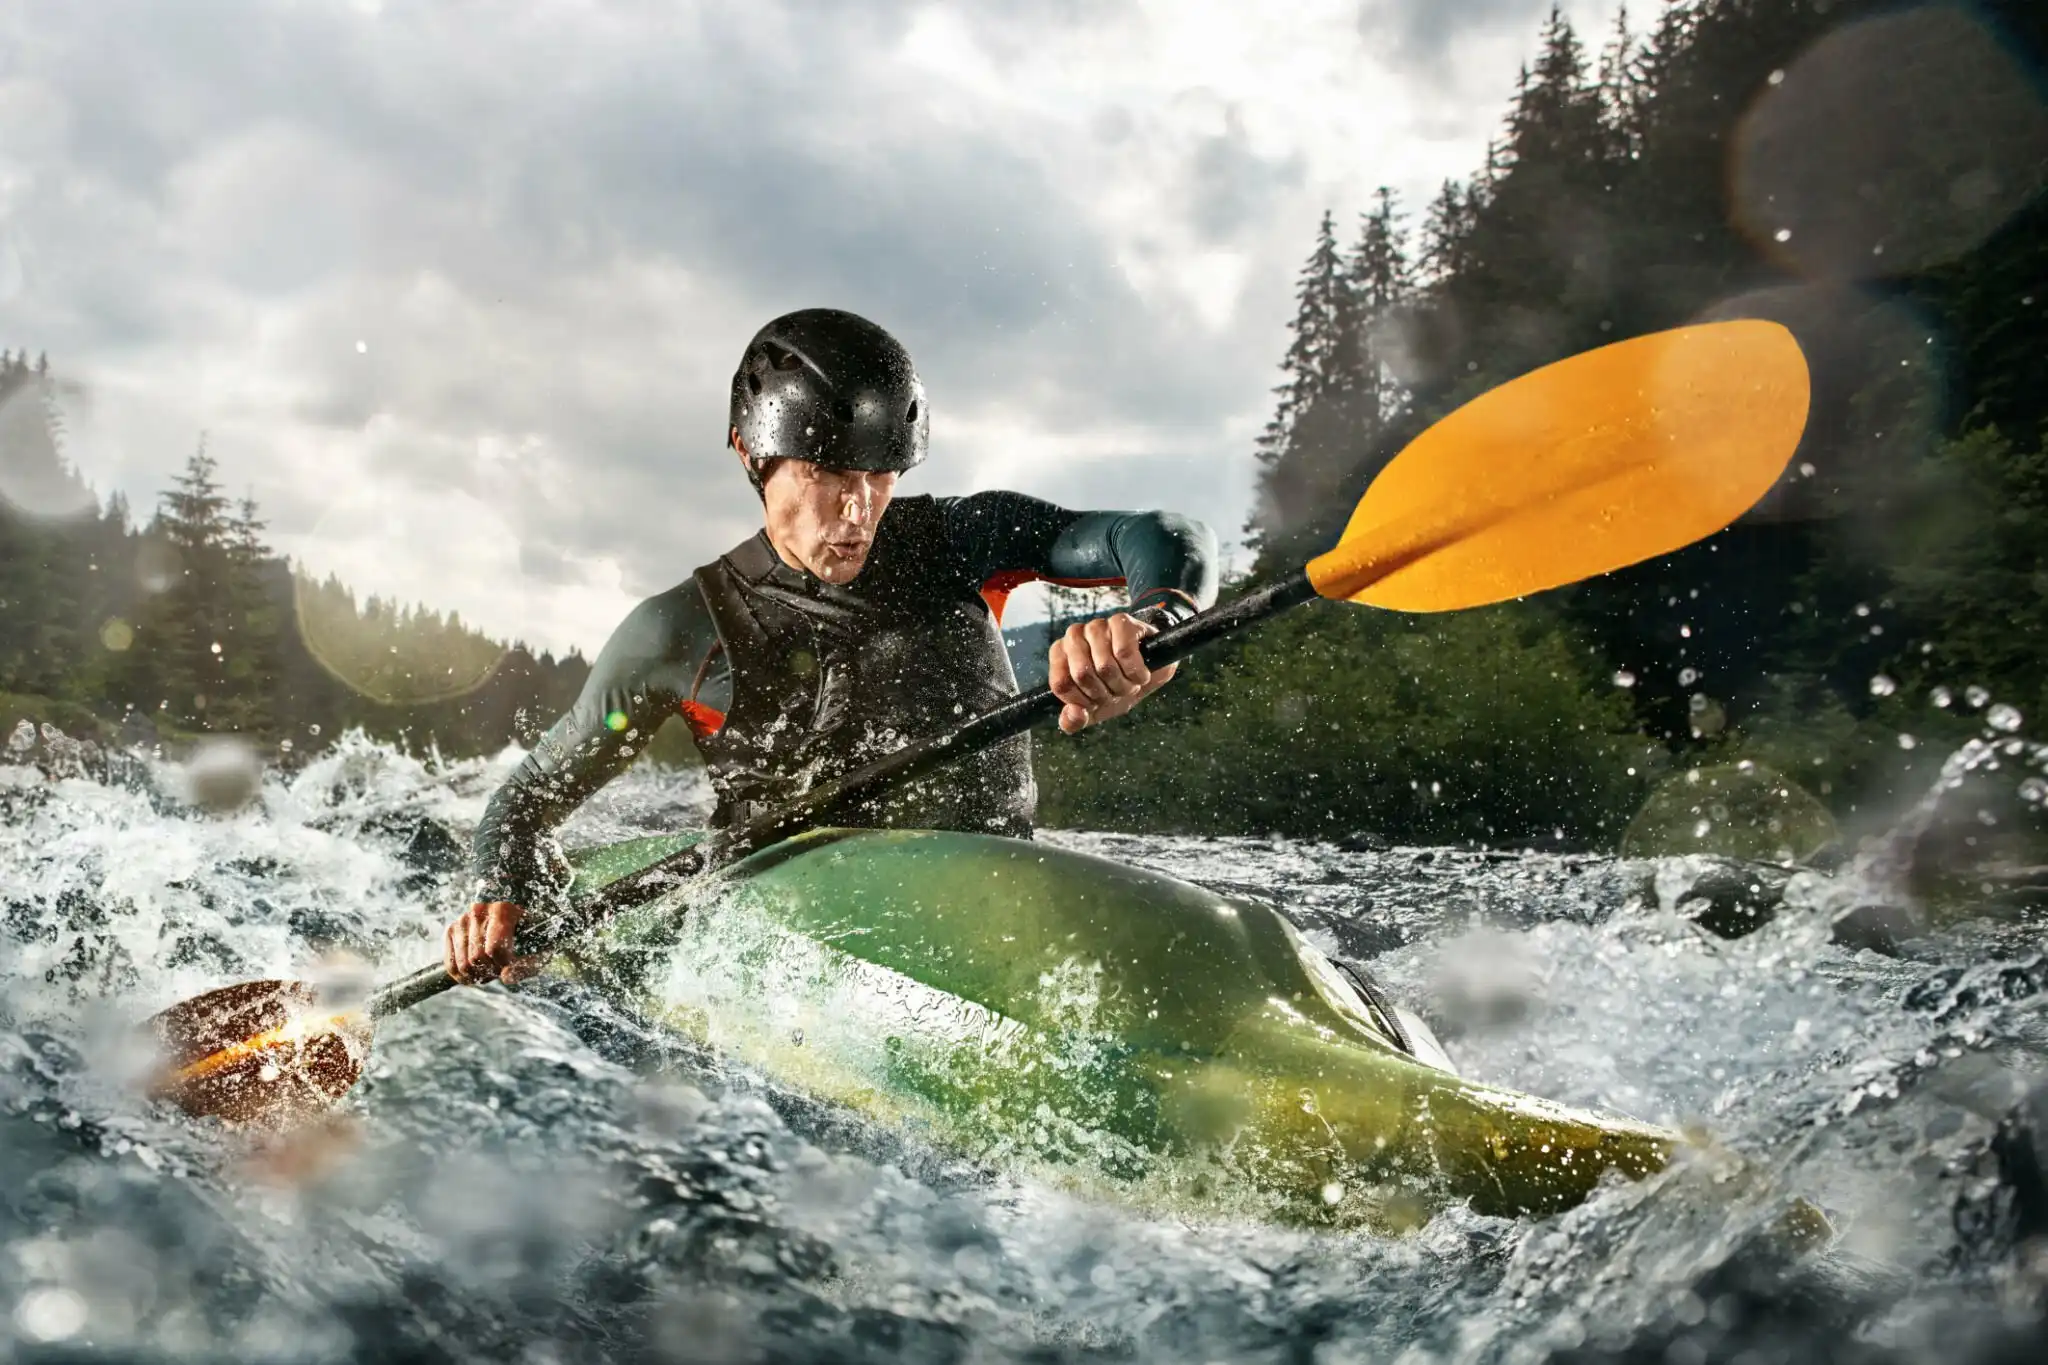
[
  {"xmin": 145, "ymin": 978, "xmax": 368, "ymax": 1127},
  {"xmin": 1307, "ymin": 319, "xmax": 1811, "ymax": 610}
]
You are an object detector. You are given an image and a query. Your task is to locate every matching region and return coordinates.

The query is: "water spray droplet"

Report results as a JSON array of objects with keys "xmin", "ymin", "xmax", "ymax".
[
  {"xmin": 179, "ymin": 736, "xmax": 264, "ymax": 813},
  {"xmin": 1987, "ymin": 703, "xmax": 2022, "ymax": 733},
  {"xmin": 13, "ymin": 1286, "xmax": 87, "ymax": 1342},
  {"xmin": 1613, "ymin": 670, "xmax": 1636, "ymax": 689},
  {"xmin": 1931, "ymin": 686, "xmax": 1953, "ymax": 708},
  {"xmin": 1966, "ymin": 686, "xmax": 1991, "ymax": 709},
  {"xmin": 1869, "ymin": 674, "xmax": 1896, "ymax": 697}
]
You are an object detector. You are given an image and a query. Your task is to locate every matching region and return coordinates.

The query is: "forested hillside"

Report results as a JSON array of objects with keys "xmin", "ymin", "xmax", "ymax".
[
  {"xmin": 0, "ymin": 351, "xmax": 588, "ymax": 761},
  {"xmin": 1039, "ymin": 0, "xmax": 2048, "ymax": 848}
]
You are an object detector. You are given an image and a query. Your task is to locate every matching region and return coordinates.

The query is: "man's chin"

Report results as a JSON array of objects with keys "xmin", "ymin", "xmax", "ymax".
[{"xmin": 814, "ymin": 547, "xmax": 871, "ymax": 581}]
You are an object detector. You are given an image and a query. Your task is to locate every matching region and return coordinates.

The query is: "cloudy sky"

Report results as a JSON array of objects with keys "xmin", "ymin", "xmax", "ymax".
[{"xmin": 1, "ymin": 0, "xmax": 1621, "ymax": 657}]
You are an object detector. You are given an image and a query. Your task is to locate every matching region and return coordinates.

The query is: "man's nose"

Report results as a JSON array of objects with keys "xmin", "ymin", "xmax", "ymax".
[{"xmin": 841, "ymin": 481, "xmax": 877, "ymax": 524}]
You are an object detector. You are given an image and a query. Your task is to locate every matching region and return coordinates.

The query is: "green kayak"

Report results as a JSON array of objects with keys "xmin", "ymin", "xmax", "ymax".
[{"xmin": 553, "ymin": 827, "xmax": 1677, "ymax": 1230}]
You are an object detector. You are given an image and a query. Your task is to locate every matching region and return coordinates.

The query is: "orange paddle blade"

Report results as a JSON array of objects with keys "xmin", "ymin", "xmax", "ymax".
[
  {"xmin": 145, "ymin": 979, "xmax": 368, "ymax": 1127},
  {"xmin": 1306, "ymin": 320, "xmax": 1810, "ymax": 610}
]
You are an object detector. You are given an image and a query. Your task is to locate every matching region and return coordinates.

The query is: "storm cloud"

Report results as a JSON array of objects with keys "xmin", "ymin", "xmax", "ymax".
[{"xmin": 1, "ymin": 0, "xmax": 1619, "ymax": 654}]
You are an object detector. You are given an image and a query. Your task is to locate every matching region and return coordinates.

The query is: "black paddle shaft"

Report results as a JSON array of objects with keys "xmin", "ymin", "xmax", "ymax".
[{"xmin": 367, "ymin": 568, "xmax": 1319, "ymax": 1019}]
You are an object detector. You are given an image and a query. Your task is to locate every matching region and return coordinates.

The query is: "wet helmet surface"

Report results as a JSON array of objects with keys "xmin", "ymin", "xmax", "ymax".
[{"xmin": 729, "ymin": 309, "xmax": 928, "ymax": 485}]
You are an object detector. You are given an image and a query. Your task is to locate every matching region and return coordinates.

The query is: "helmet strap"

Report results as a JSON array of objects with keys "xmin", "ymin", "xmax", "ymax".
[{"xmin": 731, "ymin": 431, "xmax": 771, "ymax": 501}]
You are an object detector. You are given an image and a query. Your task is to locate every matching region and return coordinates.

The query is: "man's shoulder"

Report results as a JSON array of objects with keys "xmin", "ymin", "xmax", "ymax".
[
  {"xmin": 875, "ymin": 492, "xmax": 951, "ymax": 544},
  {"xmin": 884, "ymin": 492, "xmax": 945, "ymax": 519},
  {"xmin": 605, "ymin": 579, "xmax": 715, "ymax": 659}
]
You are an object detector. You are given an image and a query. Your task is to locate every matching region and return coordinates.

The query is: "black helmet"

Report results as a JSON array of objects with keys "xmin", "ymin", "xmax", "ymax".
[{"xmin": 728, "ymin": 309, "xmax": 928, "ymax": 491}]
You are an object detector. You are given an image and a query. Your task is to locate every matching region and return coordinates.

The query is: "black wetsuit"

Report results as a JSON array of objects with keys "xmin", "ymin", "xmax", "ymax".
[{"xmin": 469, "ymin": 492, "xmax": 1218, "ymax": 910}]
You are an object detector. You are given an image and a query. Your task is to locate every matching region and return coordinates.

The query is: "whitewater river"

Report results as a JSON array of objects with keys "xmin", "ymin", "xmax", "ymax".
[{"xmin": 1, "ymin": 727, "xmax": 2042, "ymax": 1363}]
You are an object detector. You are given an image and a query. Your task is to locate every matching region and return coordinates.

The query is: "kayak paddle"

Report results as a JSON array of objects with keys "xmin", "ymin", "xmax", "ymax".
[{"xmin": 144, "ymin": 318, "xmax": 1810, "ymax": 1126}]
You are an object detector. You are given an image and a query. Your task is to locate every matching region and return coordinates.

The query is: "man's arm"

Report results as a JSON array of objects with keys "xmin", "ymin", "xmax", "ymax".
[
  {"xmin": 946, "ymin": 492, "xmax": 1220, "ymax": 731},
  {"xmin": 451, "ymin": 584, "xmax": 716, "ymax": 984},
  {"xmin": 948, "ymin": 492, "xmax": 1220, "ymax": 620}
]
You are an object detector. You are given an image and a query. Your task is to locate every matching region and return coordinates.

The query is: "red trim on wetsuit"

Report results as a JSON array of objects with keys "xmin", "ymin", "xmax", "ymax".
[
  {"xmin": 1132, "ymin": 586, "xmax": 1201, "ymax": 617},
  {"xmin": 978, "ymin": 572, "xmax": 1126, "ymax": 625},
  {"xmin": 679, "ymin": 700, "xmax": 726, "ymax": 740},
  {"xmin": 680, "ymin": 639, "xmax": 728, "ymax": 738}
]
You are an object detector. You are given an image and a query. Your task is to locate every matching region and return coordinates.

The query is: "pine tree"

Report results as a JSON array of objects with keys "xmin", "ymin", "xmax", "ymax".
[
  {"xmin": 1247, "ymin": 211, "xmax": 1348, "ymax": 562},
  {"xmin": 1596, "ymin": 4, "xmax": 1646, "ymax": 162},
  {"xmin": 141, "ymin": 438, "xmax": 238, "ymax": 728},
  {"xmin": 213, "ymin": 494, "xmax": 285, "ymax": 734},
  {"xmin": 1349, "ymin": 188, "xmax": 1414, "ymax": 416},
  {"xmin": 0, "ymin": 351, "xmax": 97, "ymax": 698}
]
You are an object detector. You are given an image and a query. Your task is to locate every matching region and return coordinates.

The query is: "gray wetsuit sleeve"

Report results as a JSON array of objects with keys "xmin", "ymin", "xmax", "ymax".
[
  {"xmin": 945, "ymin": 491, "xmax": 1221, "ymax": 623},
  {"xmin": 468, "ymin": 584, "xmax": 719, "ymax": 909}
]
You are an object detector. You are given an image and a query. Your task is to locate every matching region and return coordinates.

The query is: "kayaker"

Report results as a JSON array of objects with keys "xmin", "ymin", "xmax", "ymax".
[{"xmin": 447, "ymin": 308, "xmax": 1220, "ymax": 985}]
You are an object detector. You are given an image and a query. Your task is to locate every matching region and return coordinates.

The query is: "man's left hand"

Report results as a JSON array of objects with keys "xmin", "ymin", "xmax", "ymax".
[{"xmin": 1048, "ymin": 613, "xmax": 1179, "ymax": 735}]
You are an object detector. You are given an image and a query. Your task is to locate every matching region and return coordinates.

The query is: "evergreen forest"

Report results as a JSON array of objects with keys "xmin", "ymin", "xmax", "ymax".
[
  {"xmin": 1035, "ymin": 0, "xmax": 2048, "ymax": 852},
  {"xmin": 0, "ymin": 351, "xmax": 588, "ymax": 763}
]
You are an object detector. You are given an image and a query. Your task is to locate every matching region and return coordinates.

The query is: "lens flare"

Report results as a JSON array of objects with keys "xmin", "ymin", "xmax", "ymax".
[
  {"xmin": 1623, "ymin": 762, "xmax": 1837, "ymax": 863},
  {"xmin": 1730, "ymin": 7, "xmax": 2048, "ymax": 280}
]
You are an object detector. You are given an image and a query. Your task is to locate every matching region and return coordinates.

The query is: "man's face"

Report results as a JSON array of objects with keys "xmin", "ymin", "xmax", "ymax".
[{"xmin": 754, "ymin": 453, "xmax": 899, "ymax": 583}]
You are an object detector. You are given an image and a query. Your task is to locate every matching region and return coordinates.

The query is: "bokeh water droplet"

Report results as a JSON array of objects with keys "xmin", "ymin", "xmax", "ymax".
[
  {"xmin": 13, "ymin": 1286, "xmax": 87, "ymax": 1342},
  {"xmin": 1869, "ymin": 674, "xmax": 1896, "ymax": 697},
  {"xmin": 179, "ymin": 736, "xmax": 265, "ymax": 813}
]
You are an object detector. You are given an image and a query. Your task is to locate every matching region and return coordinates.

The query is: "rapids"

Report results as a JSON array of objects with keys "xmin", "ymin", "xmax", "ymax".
[{"xmin": 0, "ymin": 727, "xmax": 2042, "ymax": 1363}]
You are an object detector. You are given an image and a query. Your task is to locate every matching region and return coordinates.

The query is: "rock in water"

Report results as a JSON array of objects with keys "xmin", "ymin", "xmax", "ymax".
[
  {"xmin": 1951, "ymin": 1080, "xmax": 2048, "ymax": 1310},
  {"xmin": 1829, "ymin": 901, "xmax": 1923, "ymax": 956},
  {"xmin": 1653, "ymin": 854, "xmax": 1793, "ymax": 939}
]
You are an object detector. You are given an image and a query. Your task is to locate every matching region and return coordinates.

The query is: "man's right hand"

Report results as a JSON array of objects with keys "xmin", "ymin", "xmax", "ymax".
[{"xmin": 445, "ymin": 901, "xmax": 548, "ymax": 986}]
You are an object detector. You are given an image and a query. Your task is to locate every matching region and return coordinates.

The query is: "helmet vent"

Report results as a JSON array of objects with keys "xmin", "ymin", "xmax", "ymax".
[
  {"xmin": 905, "ymin": 399, "xmax": 919, "ymax": 424},
  {"xmin": 833, "ymin": 398, "xmax": 856, "ymax": 422},
  {"xmin": 766, "ymin": 343, "xmax": 803, "ymax": 372},
  {"xmin": 746, "ymin": 371, "xmax": 763, "ymax": 396}
]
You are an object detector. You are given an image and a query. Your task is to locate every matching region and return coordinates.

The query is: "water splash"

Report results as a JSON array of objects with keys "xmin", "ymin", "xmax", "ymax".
[{"xmin": 0, "ymin": 730, "xmax": 2040, "ymax": 1362}]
